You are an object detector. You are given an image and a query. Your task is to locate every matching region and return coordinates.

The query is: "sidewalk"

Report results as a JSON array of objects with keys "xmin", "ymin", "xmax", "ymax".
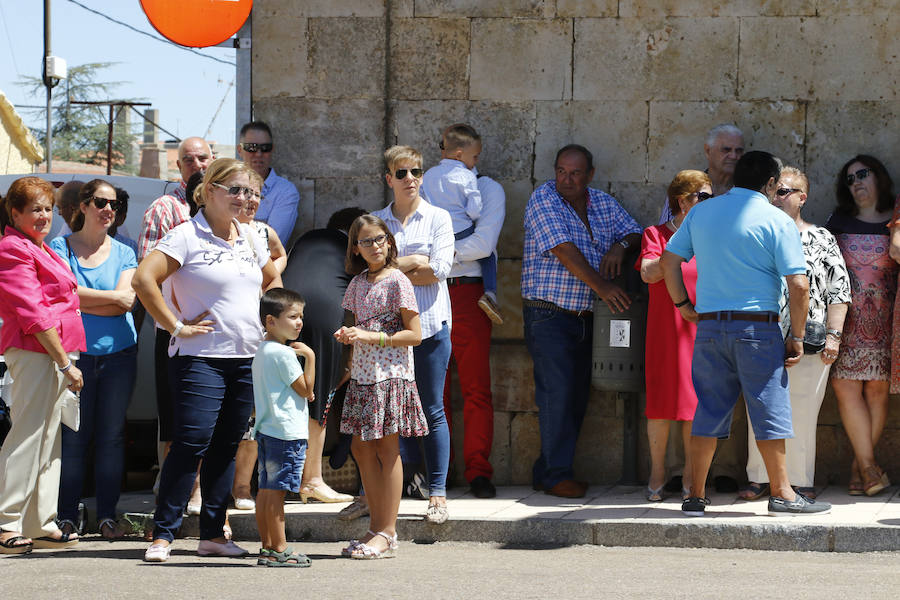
[{"xmin": 103, "ymin": 484, "xmax": 900, "ymax": 553}]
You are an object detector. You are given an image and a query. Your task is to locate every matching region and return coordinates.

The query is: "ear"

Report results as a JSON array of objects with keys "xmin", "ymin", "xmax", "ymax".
[
  {"xmin": 265, "ymin": 313, "xmax": 275, "ymax": 327},
  {"xmin": 385, "ymin": 172, "xmax": 392, "ymax": 186}
]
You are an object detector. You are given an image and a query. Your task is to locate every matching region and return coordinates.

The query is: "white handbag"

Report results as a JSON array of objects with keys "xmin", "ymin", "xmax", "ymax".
[{"xmin": 60, "ymin": 389, "xmax": 80, "ymax": 432}]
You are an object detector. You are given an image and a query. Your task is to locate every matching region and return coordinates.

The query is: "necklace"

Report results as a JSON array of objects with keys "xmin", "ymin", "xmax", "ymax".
[{"xmin": 668, "ymin": 218, "xmax": 680, "ymax": 232}]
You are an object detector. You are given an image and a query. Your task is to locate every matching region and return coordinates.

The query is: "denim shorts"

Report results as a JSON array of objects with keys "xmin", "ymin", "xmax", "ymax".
[
  {"xmin": 690, "ymin": 320, "xmax": 794, "ymax": 441},
  {"xmin": 256, "ymin": 432, "xmax": 307, "ymax": 492}
]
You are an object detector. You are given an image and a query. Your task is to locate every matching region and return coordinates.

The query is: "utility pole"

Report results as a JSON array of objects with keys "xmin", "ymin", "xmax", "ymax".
[
  {"xmin": 43, "ymin": 0, "xmax": 52, "ymax": 172},
  {"xmin": 69, "ymin": 100, "xmax": 150, "ymax": 175}
]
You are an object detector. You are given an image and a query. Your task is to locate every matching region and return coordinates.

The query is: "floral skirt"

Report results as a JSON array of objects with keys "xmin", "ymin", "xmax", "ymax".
[{"xmin": 339, "ymin": 377, "xmax": 428, "ymax": 441}]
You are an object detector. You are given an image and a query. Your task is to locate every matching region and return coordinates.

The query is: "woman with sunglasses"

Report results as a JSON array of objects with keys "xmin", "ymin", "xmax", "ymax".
[
  {"xmin": 827, "ymin": 155, "xmax": 896, "ymax": 496},
  {"xmin": 48, "ymin": 179, "xmax": 139, "ymax": 539},
  {"xmin": 637, "ymin": 170, "xmax": 711, "ymax": 502},
  {"xmin": 133, "ymin": 158, "xmax": 282, "ymax": 562}
]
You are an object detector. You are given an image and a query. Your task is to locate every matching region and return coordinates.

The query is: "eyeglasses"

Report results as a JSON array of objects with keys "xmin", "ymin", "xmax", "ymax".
[
  {"xmin": 212, "ymin": 182, "xmax": 253, "ymax": 198},
  {"xmin": 88, "ymin": 197, "xmax": 125, "ymax": 211},
  {"xmin": 357, "ymin": 234, "xmax": 387, "ymax": 248},
  {"xmin": 240, "ymin": 142, "xmax": 273, "ymax": 153},
  {"xmin": 776, "ymin": 188, "xmax": 802, "ymax": 197},
  {"xmin": 845, "ymin": 168, "xmax": 871, "ymax": 186},
  {"xmin": 392, "ymin": 168, "xmax": 423, "ymax": 179},
  {"xmin": 692, "ymin": 191, "xmax": 714, "ymax": 201}
]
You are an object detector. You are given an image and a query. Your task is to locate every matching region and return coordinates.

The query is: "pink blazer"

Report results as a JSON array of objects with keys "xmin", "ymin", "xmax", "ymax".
[{"xmin": 0, "ymin": 226, "xmax": 86, "ymax": 355}]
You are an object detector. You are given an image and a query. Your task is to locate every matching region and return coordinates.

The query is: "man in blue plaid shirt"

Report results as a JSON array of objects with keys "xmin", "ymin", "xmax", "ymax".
[{"xmin": 522, "ymin": 144, "xmax": 642, "ymax": 498}]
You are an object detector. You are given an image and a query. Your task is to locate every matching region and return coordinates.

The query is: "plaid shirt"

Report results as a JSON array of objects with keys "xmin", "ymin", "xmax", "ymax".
[
  {"xmin": 521, "ymin": 180, "xmax": 641, "ymax": 312},
  {"xmin": 138, "ymin": 182, "xmax": 189, "ymax": 260}
]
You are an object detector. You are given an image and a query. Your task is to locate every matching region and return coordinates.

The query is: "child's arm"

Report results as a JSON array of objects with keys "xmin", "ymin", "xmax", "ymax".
[
  {"xmin": 290, "ymin": 342, "xmax": 316, "ymax": 401},
  {"xmin": 462, "ymin": 172, "xmax": 482, "ymax": 221},
  {"xmin": 390, "ymin": 308, "xmax": 422, "ymax": 347}
]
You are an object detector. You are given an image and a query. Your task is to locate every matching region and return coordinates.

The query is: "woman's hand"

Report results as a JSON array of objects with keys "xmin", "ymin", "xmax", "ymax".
[
  {"xmin": 821, "ymin": 336, "xmax": 840, "ymax": 365},
  {"xmin": 176, "ymin": 311, "xmax": 215, "ymax": 338},
  {"xmin": 334, "ymin": 326, "xmax": 377, "ymax": 345},
  {"xmin": 114, "ymin": 289, "xmax": 137, "ymax": 311},
  {"xmin": 64, "ymin": 364, "xmax": 84, "ymax": 393}
]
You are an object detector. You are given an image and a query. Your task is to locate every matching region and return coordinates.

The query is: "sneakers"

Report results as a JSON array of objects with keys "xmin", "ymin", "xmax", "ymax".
[
  {"xmin": 144, "ymin": 543, "xmax": 171, "ymax": 563},
  {"xmin": 477, "ymin": 294, "xmax": 504, "ymax": 325},
  {"xmin": 768, "ymin": 493, "xmax": 832, "ymax": 516},
  {"xmin": 233, "ymin": 497, "xmax": 256, "ymax": 510},
  {"xmin": 197, "ymin": 539, "xmax": 250, "ymax": 557},
  {"xmin": 681, "ymin": 496, "xmax": 710, "ymax": 517}
]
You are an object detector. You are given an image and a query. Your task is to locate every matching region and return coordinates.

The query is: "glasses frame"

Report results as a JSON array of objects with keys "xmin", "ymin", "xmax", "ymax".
[
  {"xmin": 776, "ymin": 187, "xmax": 803, "ymax": 197},
  {"xmin": 87, "ymin": 196, "xmax": 125, "ymax": 211},
  {"xmin": 240, "ymin": 142, "xmax": 273, "ymax": 153},
  {"xmin": 845, "ymin": 168, "xmax": 872, "ymax": 187},
  {"xmin": 357, "ymin": 234, "xmax": 388, "ymax": 248},
  {"xmin": 212, "ymin": 182, "xmax": 253, "ymax": 198},
  {"xmin": 392, "ymin": 168, "xmax": 424, "ymax": 180}
]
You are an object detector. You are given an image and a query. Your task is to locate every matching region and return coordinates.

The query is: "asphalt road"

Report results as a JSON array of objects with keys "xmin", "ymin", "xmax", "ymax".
[{"xmin": 1, "ymin": 539, "xmax": 897, "ymax": 599}]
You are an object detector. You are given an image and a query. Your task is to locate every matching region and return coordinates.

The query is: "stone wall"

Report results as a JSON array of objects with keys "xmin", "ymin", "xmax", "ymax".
[{"xmin": 251, "ymin": 1, "xmax": 899, "ymax": 486}]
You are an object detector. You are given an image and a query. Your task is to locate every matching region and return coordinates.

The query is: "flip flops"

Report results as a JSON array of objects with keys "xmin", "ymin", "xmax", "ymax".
[
  {"xmin": 738, "ymin": 482, "xmax": 770, "ymax": 501},
  {"xmin": 645, "ymin": 485, "xmax": 666, "ymax": 502},
  {"xmin": 0, "ymin": 534, "xmax": 32, "ymax": 555},
  {"xmin": 32, "ymin": 531, "xmax": 78, "ymax": 549}
]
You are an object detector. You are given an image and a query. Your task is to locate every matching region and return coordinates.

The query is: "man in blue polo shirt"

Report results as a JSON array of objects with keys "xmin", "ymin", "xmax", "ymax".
[{"xmin": 661, "ymin": 151, "xmax": 832, "ymax": 517}]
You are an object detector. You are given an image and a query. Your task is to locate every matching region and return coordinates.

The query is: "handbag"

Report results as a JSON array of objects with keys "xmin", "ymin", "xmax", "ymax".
[
  {"xmin": 803, "ymin": 320, "xmax": 826, "ymax": 355},
  {"xmin": 60, "ymin": 390, "xmax": 80, "ymax": 431}
]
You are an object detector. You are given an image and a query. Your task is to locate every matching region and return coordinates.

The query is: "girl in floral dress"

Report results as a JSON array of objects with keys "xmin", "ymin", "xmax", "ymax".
[{"xmin": 334, "ymin": 214, "xmax": 427, "ymax": 559}]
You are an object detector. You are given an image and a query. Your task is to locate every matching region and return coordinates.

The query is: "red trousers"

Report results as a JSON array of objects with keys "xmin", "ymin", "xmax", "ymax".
[{"xmin": 443, "ymin": 281, "xmax": 494, "ymax": 482}]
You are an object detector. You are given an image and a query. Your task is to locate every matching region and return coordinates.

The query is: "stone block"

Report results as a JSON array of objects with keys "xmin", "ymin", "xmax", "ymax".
[
  {"xmin": 574, "ymin": 18, "xmax": 738, "ymax": 102},
  {"xmin": 833, "ymin": 526, "xmax": 900, "ymax": 552},
  {"xmin": 618, "ymin": 0, "xmax": 815, "ymax": 17},
  {"xmin": 592, "ymin": 522, "xmax": 832, "ymax": 551},
  {"xmin": 307, "ymin": 18, "xmax": 386, "ymax": 99},
  {"xmin": 414, "ymin": 0, "xmax": 550, "ymax": 17},
  {"xmin": 312, "ymin": 177, "xmax": 386, "ymax": 228},
  {"xmin": 608, "ymin": 181, "xmax": 668, "ymax": 228},
  {"xmin": 389, "ymin": 100, "xmax": 535, "ymax": 180},
  {"xmin": 252, "ymin": 16, "xmax": 307, "ymax": 99},
  {"xmin": 253, "ymin": 0, "xmax": 384, "ymax": 17},
  {"xmin": 470, "ymin": 19, "xmax": 572, "ymax": 101},
  {"xmin": 815, "ymin": 0, "xmax": 897, "ymax": 15},
  {"xmin": 493, "ymin": 258, "xmax": 524, "ymax": 340},
  {"xmin": 510, "ymin": 412, "xmax": 541, "ymax": 484},
  {"xmin": 491, "ymin": 343, "xmax": 537, "ymax": 413},
  {"xmin": 254, "ymin": 98, "xmax": 385, "ymax": 178},
  {"xmin": 495, "ymin": 179, "xmax": 534, "ymax": 260},
  {"xmin": 534, "ymin": 101, "xmax": 649, "ymax": 183},
  {"xmin": 390, "ymin": 0, "xmax": 414, "ymax": 17},
  {"xmin": 805, "ymin": 101, "xmax": 899, "ymax": 226},
  {"xmin": 390, "ymin": 19, "xmax": 470, "ymax": 100},
  {"xmin": 738, "ymin": 17, "xmax": 898, "ymax": 101},
  {"xmin": 574, "ymin": 394, "xmax": 623, "ymax": 483},
  {"xmin": 647, "ymin": 101, "xmax": 806, "ymax": 185},
  {"xmin": 556, "ymin": 0, "xmax": 617, "ymax": 17}
]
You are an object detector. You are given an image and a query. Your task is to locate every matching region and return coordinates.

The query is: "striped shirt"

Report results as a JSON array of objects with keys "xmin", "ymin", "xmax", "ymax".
[
  {"xmin": 138, "ymin": 181, "xmax": 189, "ymax": 260},
  {"xmin": 521, "ymin": 180, "xmax": 642, "ymax": 312},
  {"xmin": 373, "ymin": 200, "xmax": 454, "ymax": 339}
]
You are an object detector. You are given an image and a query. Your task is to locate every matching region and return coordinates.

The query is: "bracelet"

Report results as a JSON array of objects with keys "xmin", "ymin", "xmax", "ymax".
[
  {"xmin": 789, "ymin": 333, "xmax": 804, "ymax": 342},
  {"xmin": 673, "ymin": 298, "xmax": 691, "ymax": 308},
  {"xmin": 826, "ymin": 328, "xmax": 842, "ymax": 339},
  {"xmin": 379, "ymin": 332, "xmax": 386, "ymax": 347},
  {"xmin": 58, "ymin": 361, "xmax": 72, "ymax": 373},
  {"xmin": 171, "ymin": 320, "xmax": 185, "ymax": 338}
]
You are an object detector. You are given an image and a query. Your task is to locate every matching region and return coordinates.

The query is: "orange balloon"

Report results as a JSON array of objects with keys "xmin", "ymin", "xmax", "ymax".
[{"xmin": 140, "ymin": 0, "xmax": 253, "ymax": 48}]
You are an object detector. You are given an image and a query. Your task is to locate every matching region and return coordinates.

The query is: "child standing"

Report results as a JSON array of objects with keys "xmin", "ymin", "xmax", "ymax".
[
  {"xmin": 252, "ymin": 288, "xmax": 315, "ymax": 567},
  {"xmin": 334, "ymin": 214, "xmax": 427, "ymax": 559},
  {"xmin": 421, "ymin": 123, "xmax": 503, "ymax": 324}
]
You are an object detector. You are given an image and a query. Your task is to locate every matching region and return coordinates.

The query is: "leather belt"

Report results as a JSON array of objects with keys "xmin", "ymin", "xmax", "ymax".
[
  {"xmin": 697, "ymin": 311, "xmax": 779, "ymax": 323},
  {"xmin": 447, "ymin": 276, "xmax": 482, "ymax": 286},
  {"xmin": 523, "ymin": 299, "xmax": 593, "ymax": 318}
]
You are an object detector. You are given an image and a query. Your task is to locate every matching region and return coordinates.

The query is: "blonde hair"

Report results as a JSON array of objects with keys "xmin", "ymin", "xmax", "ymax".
[
  {"xmin": 666, "ymin": 170, "xmax": 712, "ymax": 215},
  {"xmin": 195, "ymin": 158, "xmax": 253, "ymax": 208},
  {"xmin": 384, "ymin": 145, "xmax": 422, "ymax": 173},
  {"xmin": 248, "ymin": 169, "xmax": 264, "ymax": 193},
  {"xmin": 780, "ymin": 166, "xmax": 809, "ymax": 194}
]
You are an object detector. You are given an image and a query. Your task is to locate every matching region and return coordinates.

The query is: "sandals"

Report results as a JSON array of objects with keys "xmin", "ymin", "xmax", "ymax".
[
  {"xmin": 32, "ymin": 531, "xmax": 78, "ymax": 549},
  {"xmin": 738, "ymin": 482, "xmax": 770, "ymax": 501},
  {"xmin": 99, "ymin": 518, "xmax": 126, "ymax": 540},
  {"xmin": 0, "ymin": 533, "xmax": 33, "ymax": 555},
  {"xmin": 342, "ymin": 530, "xmax": 375, "ymax": 557},
  {"xmin": 350, "ymin": 531, "xmax": 397, "ymax": 560},
  {"xmin": 262, "ymin": 546, "xmax": 311, "ymax": 568},
  {"xmin": 645, "ymin": 484, "xmax": 666, "ymax": 502},
  {"xmin": 863, "ymin": 466, "xmax": 890, "ymax": 497},
  {"xmin": 848, "ymin": 480, "xmax": 865, "ymax": 496}
]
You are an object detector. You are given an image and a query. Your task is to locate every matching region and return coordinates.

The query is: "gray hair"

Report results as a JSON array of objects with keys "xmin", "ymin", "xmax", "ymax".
[{"xmin": 705, "ymin": 124, "xmax": 744, "ymax": 147}]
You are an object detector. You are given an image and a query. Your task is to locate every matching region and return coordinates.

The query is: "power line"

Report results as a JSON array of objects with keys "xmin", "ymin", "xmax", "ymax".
[
  {"xmin": 130, "ymin": 105, "xmax": 181, "ymax": 143},
  {"xmin": 65, "ymin": 0, "xmax": 236, "ymax": 67}
]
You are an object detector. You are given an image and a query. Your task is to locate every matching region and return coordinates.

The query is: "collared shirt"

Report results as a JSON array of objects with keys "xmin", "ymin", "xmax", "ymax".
[
  {"xmin": 449, "ymin": 175, "xmax": 506, "ymax": 278},
  {"xmin": 373, "ymin": 200, "xmax": 454, "ymax": 339},
  {"xmin": 522, "ymin": 181, "xmax": 642, "ymax": 312},
  {"xmin": 138, "ymin": 181, "xmax": 189, "ymax": 260},
  {"xmin": 666, "ymin": 187, "xmax": 806, "ymax": 313},
  {"xmin": 421, "ymin": 158, "xmax": 482, "ymax": 233},
  {"xmin": 255, "ymin": 168, "xmax": 300, "ymax": 244}
]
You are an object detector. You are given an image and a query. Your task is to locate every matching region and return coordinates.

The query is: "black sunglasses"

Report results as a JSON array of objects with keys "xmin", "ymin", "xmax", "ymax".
[
  {"xmin": 693, "ymin": 191, "xmax": 714, "ymax": 201},
  {"xmin": 845, "ymin": 168, "xmax": 871, "ymax": 186},
  {"xmin": 212, "ymin": 182, "xmax": 253, "ymax": 198},
  {"xmin": 357, "ymin": 234, "xmax": 387, "ymax": 248},
  {"xmin": 240, "ymin": 142, "xmax": 273, "ymax": 153},
  {"xmin": 776, "ymin": 187, "xmax": 802, "ymax": 197},
  {"xmin": 88, "ymin": 197, "xmax": 125, "ymax": 211},
  {"xmin": 392, "ymin": 168, "xmax": 423, "ymax": 179}
]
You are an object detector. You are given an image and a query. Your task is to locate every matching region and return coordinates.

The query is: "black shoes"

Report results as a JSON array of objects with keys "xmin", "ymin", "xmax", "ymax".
[{"xmin": 469, "ymin": 476, "xmax": 497, "ymax": 498}]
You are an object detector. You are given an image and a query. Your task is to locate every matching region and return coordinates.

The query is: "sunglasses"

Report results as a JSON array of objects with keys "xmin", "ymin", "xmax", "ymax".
[
  {"xmin": 240, "ymin": 142, "xmax": 273, "ymax": 153},
  {"xmin": 392, "ymin": 168, "xmax": 423, "ymax": 179},
  {"xmin": 845, "ymin": 168, "xmax": 871, "ymax": 186},
  {"xmin": 357, "ymin": 234, "xmax": 388, "ymax": 248},
  {"xmin": 87, "ymin": 197, "xmax": 125, "ymax": 211},
  {"xmin": 692, "ymin": 191, "xmax": 714, "ymax": 201},
  {"xmin": 212, "ymin": 182, "xmax": 253, "ymax": 198},
  {"xmin": 776, "ymin": 187, "xmax": 802, "ymax": 197}
]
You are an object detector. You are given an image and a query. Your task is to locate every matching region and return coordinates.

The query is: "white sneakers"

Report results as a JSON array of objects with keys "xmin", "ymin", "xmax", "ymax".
[
  {"xmin": 144, "ymin": 543, "xmax": 171, "ymax": 562},
  {"xmin": 145, "ymin": 539, "xmax": 250, "ymax": 563}
]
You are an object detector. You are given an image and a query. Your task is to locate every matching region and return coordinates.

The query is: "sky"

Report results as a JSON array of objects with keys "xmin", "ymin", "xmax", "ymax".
[{"xmin": 0, "ymin": 0, "xmax": 237, "ymax": 147}]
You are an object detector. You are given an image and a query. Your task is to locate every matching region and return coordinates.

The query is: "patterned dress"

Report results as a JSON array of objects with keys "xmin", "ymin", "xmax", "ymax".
[
  {"xmin": 340, "ymin": 268, "xmax": 428, "ymax": 441},
  {"xmin": 827, "ymin": 214, "xmax": 897, "ymax": 381}
]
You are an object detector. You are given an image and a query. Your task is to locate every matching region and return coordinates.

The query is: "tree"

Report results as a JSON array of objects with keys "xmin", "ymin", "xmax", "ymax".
[{"xmin": 18, "ymin": 62, "xmax": 143, "ymax": 174}]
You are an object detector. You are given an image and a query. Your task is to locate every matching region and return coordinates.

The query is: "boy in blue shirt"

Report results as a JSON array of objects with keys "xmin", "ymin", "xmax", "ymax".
[{"xmin": 252, "ymin": 288, "xmax": 315, "ymax": 567}]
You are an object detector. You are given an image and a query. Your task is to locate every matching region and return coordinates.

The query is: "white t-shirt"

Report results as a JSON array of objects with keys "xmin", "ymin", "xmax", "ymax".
[
  {"xmin": 155, "ymin": 210, "xmax": 268, "ymax": 358},
  {"xmin": 251, "ymin": 340, "xmax": 309, "ymax": 441}
]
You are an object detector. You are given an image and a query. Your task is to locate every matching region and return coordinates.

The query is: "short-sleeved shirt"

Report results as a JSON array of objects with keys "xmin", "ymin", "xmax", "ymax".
[
  {"xmin": 666, "ymin": 187, "xmax": 806, "ymax": 313},
  {"xmin": 252, "ymin": 340, "xmax": 308, "ymax": 441},
  {"xmin": 422, "ymin": 158, "xmax": 482, "ymax": 233},
  {"xmin": 50, "ymin": 235, "xmax": 138, "ymax": 355},
  {"xmin": 521, "ymin": 180, "xmax": 642, "ymax": 312},
  {"xmin": 154, "ymin": 210, "xmax": 269, "ymax": 358}
]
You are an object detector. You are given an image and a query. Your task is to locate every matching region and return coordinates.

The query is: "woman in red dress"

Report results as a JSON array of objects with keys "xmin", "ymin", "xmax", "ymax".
[{"xmin": 638, "ymin": 170, "xmax": 712, "ymax": 501}]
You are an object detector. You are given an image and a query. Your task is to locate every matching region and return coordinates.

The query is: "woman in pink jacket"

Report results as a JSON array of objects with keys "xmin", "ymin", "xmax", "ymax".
[{"xmin": 0, "ymin": 177, "xmax": 86, "ymax": 554}]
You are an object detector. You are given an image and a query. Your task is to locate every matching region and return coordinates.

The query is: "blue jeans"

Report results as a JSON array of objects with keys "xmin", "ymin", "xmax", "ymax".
[
  {"xmin": 153, "ymin": 356, "xmax": 254, "ymax": 542},
  {"xmin": 256, "ymin": 433, "xmax": 306, "ymax": 492},
  {"xmin": 400, "ymin": 323, "xmax": 452, "ymax": 496},
  {"xmin": 58, "ymin": 345, "xmax": 138, "ymax": 522},
  {"xmin": 455, "ymin": 225, "xmax": 497, "ymax": 295},
  {"xmin": 523, "ymin": 305, "xmax": 593, "ymax": 489}
]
